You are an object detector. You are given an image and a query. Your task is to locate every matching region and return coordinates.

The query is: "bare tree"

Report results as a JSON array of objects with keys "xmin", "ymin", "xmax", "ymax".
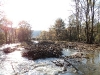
[{"xmin": 72, "ymin": 0, "xmax": 98, "ymax": 43}]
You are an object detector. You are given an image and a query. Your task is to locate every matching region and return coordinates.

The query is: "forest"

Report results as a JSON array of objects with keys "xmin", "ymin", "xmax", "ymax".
[
  {"xmin": 0, "ymin": 0, "xmax": 100, "ymax": 45},
  {"xmin": 38, "ymin": 0, "xmax": 100, "ymax": 44}
]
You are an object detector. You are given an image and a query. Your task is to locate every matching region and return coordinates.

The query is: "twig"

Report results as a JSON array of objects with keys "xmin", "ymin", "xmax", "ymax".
[
  {"xmin": 64, "ymin": 58, "xmax": 78, "ymax": 71},
  {"xmin": 51, "ymin": 60, "xmax": 64, "ymax": 67}
]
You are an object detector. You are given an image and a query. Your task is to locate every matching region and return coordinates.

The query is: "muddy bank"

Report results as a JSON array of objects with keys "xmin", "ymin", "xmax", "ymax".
[
  {"xmin": 76, "ymin": 42, "xmax": 100, "ymax": 51},
  {"xmin": 54, "ymin": 41, "xmax": 100, "ymax": 50}
]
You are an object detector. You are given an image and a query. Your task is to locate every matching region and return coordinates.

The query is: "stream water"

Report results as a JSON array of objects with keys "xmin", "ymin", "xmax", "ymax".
[{"xmin": 0, "ymin": 44, "xmax": 100, "ymax": 75}]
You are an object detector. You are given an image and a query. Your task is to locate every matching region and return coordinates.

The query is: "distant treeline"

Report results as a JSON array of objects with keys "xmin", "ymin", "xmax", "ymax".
[{"xmin": 0, "ymin": 18, "xmax": 32, "ymax": 45}]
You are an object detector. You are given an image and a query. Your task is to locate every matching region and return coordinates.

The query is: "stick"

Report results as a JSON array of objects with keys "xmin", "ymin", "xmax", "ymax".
[{"xmin": 64, "ymin": 57, "xmax": 84, "ymax": 75}]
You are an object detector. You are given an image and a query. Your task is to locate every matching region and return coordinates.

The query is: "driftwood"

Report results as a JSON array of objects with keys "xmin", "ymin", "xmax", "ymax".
[
  {"xmin": 52, "ymin": 60, "xmax": 64, "ymax": 67},
  {"xmin": 64, "ymin": 58, "xmax": 78, "ymax": 71},
  {"xmin": 64, "ymin": 57, "xmax": 84, "ymax": 75},
  {"xmin": 52, "ymin": 57, "xmax": 84, "ymax": 75}
]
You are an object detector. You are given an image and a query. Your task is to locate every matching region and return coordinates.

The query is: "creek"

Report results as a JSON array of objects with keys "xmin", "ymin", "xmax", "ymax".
[{"xmin": 0, "ymin": 43, "xmax": 100, "ymax": 75}]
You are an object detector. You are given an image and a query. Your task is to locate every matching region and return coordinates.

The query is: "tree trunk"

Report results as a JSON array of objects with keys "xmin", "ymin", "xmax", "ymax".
[
  {"xmin": 5, "ymin": 30, "xmax": 7, "ymax": 44},
  {"xmin": 89, "ymin": 0, "xmax": 95, "ymax": 44},
  {"xmin": 86, "ymin": 0, "xmax": 90, "ymax": 43}
]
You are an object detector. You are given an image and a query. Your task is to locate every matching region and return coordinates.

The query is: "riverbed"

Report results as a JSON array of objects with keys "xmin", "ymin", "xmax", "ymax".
[{"xmin": 0, "ymin": 43, "xmax": 100, "ymax": 75}]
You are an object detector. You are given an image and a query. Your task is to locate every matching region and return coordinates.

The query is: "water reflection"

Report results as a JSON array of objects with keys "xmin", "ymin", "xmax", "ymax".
[
  {"xmin": 83, "ymin": 50, "xmax": 100, "ymax": 65},
  {"xmin": 77, "ymin": 50, "xmax": 100, "ymax": 75},
  {"xmin": 62, "ymin": 48, "xmax": 100, "ymax": 75}
]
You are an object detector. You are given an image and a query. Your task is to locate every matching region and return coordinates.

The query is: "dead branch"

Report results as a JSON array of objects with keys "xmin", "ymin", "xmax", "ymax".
[{"xmin": 64, "ymin": 57, "xmax": 84, "ymax": 75}]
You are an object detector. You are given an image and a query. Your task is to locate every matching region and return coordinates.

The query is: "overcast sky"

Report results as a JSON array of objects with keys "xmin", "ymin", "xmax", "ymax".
[{"xmin": 2, "ymin": 0, "xmax": 74, "ymax": 30}]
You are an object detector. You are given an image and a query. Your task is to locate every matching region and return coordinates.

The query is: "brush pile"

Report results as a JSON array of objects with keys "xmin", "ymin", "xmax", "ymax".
[{"xmin": 22, "ymin": 41, "xmax": 63, "ymax": 60}]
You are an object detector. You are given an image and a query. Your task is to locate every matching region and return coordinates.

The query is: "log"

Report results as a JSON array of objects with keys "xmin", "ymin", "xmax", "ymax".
[{"xmin": 64, "ymin": 57, "xmax": 84, "ymax": 75}]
